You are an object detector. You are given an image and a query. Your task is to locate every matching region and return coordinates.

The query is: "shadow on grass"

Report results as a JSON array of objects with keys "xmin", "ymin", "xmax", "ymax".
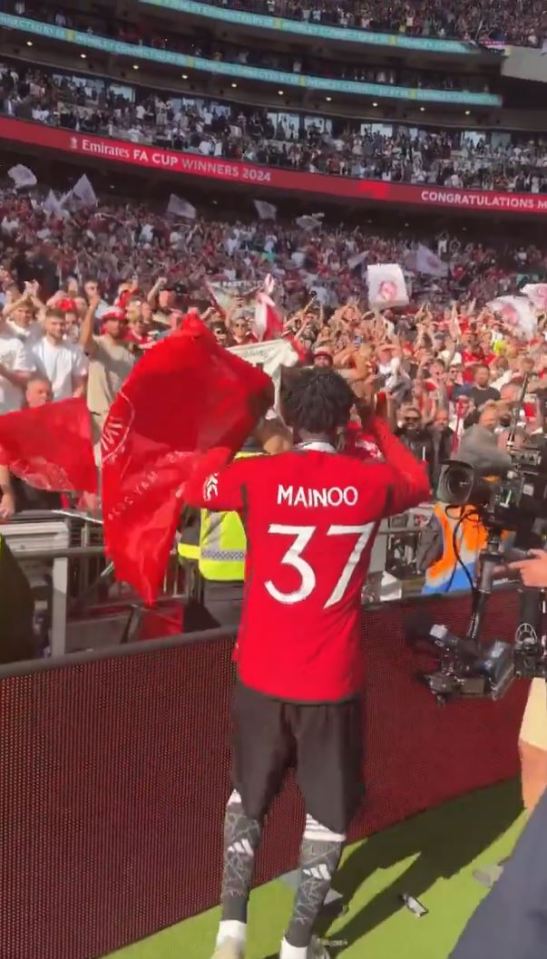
[{"xmin": 311, "ymin": 780, "xmax": 523, "ymax": 950}]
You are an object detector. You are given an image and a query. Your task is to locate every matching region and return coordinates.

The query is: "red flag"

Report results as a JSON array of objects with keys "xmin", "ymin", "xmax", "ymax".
[
  {"xmin": 101, "ymin": 315, "xmax": 273, "ymax": 604},
  {"xmin": 0, "ymin": 397, "xmax": 97, "ymax": 493}
]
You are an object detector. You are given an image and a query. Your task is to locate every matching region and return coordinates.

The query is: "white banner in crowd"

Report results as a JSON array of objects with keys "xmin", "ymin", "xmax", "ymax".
[
  {"xmin": 416, "ymin": 244, "xmax": 449, "ymax": 278},
  {"xmin": 296, "ymin": 213, "xmax": 324, "ymax": 231},
  {"xmin": 522, "ymin": 284, "xmax": 547, "ymax": 312},
  {"xmin": 8, "ymin": 164, "xmax": 37, "ymax": 190},
  {"xmin": 43, "ymin": 190, "xmax": 68, "ymax": 220},
  {"xmin": 69, "ymin": 174, "xmax": 98, "ymax": 208},
  {"xmin": 489, "ymin": 295, "xmax": 537, "ymax": 341},
  {"xmin": 167, "ymin": 193, "xmax": 197, "ymax": 219},
  {"xmin": 367, "ymin": 263, "xmax": 409, "ymax": 309},
  {"xmin": 230, "ymin": 339, "xmax": 299, "ymax": 402},
  {"xmin": 347, "ymin": 251, "xmax": 368, "ymax": 271},
  {"xmin": 253, "ymin": 199, "xmax": 277, "ymax": 220}
]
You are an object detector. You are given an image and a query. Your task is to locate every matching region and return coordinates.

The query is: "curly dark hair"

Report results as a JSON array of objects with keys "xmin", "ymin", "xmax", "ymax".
[{"xmin": 280, "ymin": 368, "xmax": 354, "ymax": 435}]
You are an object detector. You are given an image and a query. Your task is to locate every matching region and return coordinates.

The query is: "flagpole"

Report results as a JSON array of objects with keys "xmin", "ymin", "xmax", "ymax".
[{"xmin": 52, "ymin": 509, "xmax": 104, "ymax": 526}]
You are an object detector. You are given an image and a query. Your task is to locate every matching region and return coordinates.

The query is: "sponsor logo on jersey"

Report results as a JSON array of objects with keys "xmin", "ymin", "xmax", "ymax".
[
  {"xmin": 204, "ymin": 473, "xmax": 219, "ymax": 502},
  {"xmin": 277, "ymin": 485, "xmax": 359, "ymax": 508}
]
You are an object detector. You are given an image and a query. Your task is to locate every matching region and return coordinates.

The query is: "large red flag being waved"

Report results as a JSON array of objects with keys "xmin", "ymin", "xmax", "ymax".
[
  {"xmin": 101, "ymin": 314, "xmax": 273, "ymax": 604},
  {"xmin": 0, "ymin": 396, "xmax": 97, "ymax": 493}
]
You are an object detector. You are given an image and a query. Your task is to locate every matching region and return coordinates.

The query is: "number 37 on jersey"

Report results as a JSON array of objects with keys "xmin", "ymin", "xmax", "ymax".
[{"xmin": 264, "ymin": 522, "xmax": 375, "ymax": 608}]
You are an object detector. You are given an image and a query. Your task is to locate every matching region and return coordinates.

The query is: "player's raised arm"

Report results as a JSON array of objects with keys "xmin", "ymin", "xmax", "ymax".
[
  {"xmin": 185, "ymin": 455, "xmax": 248, "ymax": 513},
  {"xmin": 367, "ymin": 413, "xmax": 431, "ymax": 516}
]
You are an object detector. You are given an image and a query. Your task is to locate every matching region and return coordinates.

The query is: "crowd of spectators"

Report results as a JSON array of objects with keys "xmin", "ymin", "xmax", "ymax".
[
  {"xmin": 205, "ymin": 0, "xmax": 546, "ymax": 48},
  {"xmin": 6, "ymin": 0, "xmax": 545, "ymax": 48},
  {"xmin": 3, "ymin": 0, "xmax": 492, "ymax": 91},
  {"xmin": 3, "ymin": 63, "xmax": 547, "ymax": 193},
  {"xmin": 0, "ymin": 178, "xmax": 545, "ymax": 517}
]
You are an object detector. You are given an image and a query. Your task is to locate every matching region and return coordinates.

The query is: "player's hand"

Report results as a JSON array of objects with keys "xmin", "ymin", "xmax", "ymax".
[
  {"xmin": 353, "ymin": 396, "xmax": 374, "ymax": 428},
  {"xmin": 508, "ymin": 550, "xmax": 547, "ymax": 588}
]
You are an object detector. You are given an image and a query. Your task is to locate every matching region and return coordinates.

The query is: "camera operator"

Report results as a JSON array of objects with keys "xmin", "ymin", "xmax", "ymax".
[
  {"xmin": 508, "ymin": 550, "xmax": 547, "ymax": 821},
  {"xmin": 449, "ymin": 541, "xmax": 547, "ymax": 959},
  {"xmin": 450, "ymin": 782, "xmax": 547, "ymax": 959},
  {"xmin": 458, "ymin": 402, "xmax": 512, "ymax": 475},
  {"xmin": 510, "ymin": 549, "xmax": 547, "ymax": 587},
  {"xmin": 418, "ymin": 416, "xmax": 511, "ymax": 595}
]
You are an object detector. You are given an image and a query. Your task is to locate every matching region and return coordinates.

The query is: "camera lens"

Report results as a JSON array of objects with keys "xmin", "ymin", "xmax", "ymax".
[
  {"xmin": 447, "ymin": 467, "xmax": 474, "ymax": 501},
  {"xmin": 436, "ymin": 462, "xmax": 475, "ymax": 504}
]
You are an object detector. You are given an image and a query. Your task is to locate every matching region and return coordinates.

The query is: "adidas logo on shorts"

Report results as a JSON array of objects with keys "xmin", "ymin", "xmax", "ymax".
[
  {"xmin": 303, "ymin": 864, "xmax": 332, "ymax": 881},
  {"xmin": 228, "ymin": 840, "xmax": 254, "ymax": 857}
]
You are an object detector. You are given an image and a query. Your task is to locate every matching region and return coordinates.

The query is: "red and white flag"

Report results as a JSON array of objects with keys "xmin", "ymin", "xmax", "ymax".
[
  {"xmin": 253, "ymin": 275, "xmax": 283, "ymax": 342},
  {"xmin": 523, "ymin": 284, "xmax": 547, "ymax": 312},
  {"xmin": 367, "ymin": 264, "xmax": 409, "ymax": 309},
  {"xmin": 488, "ymin": 296, "xmax": 537, "ymax": 341}
]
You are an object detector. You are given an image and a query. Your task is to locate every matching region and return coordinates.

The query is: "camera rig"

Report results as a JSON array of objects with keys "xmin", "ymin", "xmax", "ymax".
[{"xmin": 417, "ymin": 379, "xmax": 547, "ymax": 702}]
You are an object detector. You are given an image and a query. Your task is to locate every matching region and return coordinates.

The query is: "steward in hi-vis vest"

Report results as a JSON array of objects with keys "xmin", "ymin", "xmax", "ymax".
[
  {"xmin": 178, "ymin": 446, "xmax": 264, "ymax": 631},
  {"xmin": 179, "ymin": 450, "xmax": 260, "ymax": 582},
  {"xmin": 178, "ymin": 419, "xmax": 292, "ymax": 631},
  {"xmin": 418, "ymin": 502, "xmax": 489, "ymax": 594}
]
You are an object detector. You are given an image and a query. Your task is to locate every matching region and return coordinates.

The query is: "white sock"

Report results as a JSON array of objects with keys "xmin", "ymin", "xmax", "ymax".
[
  {"xmin": 216, "ymin": 919, "xmax": 247, "ymax": 948},
  {"xmin": 279, "ymin": 937, "xmax": 309, "ymax": 959}
]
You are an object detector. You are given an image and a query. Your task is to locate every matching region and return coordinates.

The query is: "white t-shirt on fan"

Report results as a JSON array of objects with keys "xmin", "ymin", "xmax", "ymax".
[
  {"xmin": 0, "ymin": 331, "xmax": 33, "ymax": 412},
  {"xmin": 30, "ymin": 338, "xmax": 88, "ymax": 401}
]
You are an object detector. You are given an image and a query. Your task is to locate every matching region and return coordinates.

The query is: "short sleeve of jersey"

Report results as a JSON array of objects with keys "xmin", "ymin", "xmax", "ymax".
[{"xmin": 187, "ymin": 456, "xmax": 252, "ymax": 513}]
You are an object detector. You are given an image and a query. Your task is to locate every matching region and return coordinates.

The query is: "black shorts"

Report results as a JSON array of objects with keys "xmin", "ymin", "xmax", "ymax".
[{"xmin": 231, "ymin": 681, "xmax": 364, "ymax": 835}]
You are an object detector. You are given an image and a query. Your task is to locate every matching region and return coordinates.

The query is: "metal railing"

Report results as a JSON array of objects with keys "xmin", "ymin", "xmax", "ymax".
[{"xmin": 1, "ymin": 506, "xmax": 439, "ymax": 659}]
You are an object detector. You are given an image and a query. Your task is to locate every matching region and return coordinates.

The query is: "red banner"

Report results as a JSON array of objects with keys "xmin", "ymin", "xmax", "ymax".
[{"xmin": 2, "ymin": 116, "xmax": 546, "ymax": 216}]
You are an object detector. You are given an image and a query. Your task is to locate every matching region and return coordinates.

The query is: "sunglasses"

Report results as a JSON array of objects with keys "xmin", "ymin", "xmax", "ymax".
[{"xmin": 404, "ymin": 416, "xmax": 420, "ymax": 423}]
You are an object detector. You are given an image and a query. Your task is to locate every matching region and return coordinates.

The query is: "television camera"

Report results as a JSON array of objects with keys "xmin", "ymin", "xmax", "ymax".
[{"xmin": 417, "ymin": 380, "xmax": 547, "ymax": 702}]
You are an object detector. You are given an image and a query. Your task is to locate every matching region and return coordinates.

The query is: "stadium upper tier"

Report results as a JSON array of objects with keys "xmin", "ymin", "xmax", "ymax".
[
  {"xmin": 139, "ymin": 0, "xmax": 545, "ymax": 51},
  {"xmin": 166, "ymin": 0, "xmax": 546, "ymax": 49},
  {"xmin": 1, "ymin": 62, "xmax": 545, "ymax": 197},
  {"xmin": 0, "ymin": 8, "xmax": 502, "ymax": 106}
]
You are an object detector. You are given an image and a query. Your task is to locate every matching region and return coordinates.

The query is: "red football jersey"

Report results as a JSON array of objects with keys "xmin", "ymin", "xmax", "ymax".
[{"xmin": 186, "ymin": 419, "xmax": 430, "ymax": 702}]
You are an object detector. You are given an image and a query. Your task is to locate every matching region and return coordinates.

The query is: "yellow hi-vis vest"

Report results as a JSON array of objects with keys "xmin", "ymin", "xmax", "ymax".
[{"xmin": 178, "ymin": 451, "xmax": 261, "ymax": 582}]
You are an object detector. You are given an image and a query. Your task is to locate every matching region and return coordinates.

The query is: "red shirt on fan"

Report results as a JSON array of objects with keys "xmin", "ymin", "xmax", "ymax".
[{"xmin": 186, "ymin": 419, "xmax": 429, "ymax": 702}]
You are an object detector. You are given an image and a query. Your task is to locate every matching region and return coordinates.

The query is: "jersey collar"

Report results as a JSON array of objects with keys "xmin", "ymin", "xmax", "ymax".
[{"xmin": 296, "ymin": 440, "xmax": 336, "ymax": 453}]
